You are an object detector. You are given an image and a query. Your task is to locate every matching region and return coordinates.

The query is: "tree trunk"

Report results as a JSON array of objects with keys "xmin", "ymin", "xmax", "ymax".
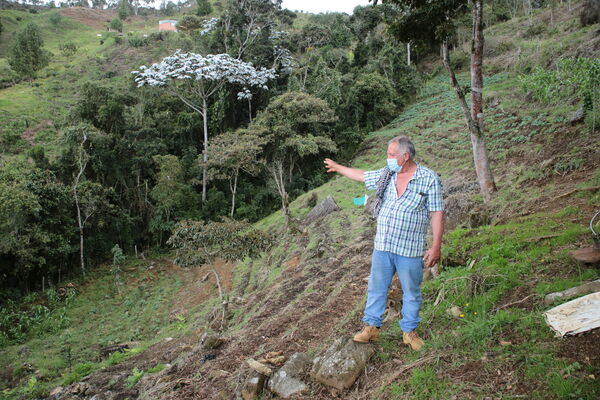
[
  {"xmin": 202, "ymin": 98, "xmax": 208, "ymax": 202},
  {"xmin": 407, "ymin": 42, "xmax": 411, "ymax": 66},
  {"xmin": 230, "ymin": 169, "xmax": 239, "ymax": 218},
  {"xmin": 74, "ymin": 186, "xmax": 85, "ymax": 276},
  {"xmin": 270, "ymin": 161, "xmax": 290, "ymax": 225},
  {"xmin": 470, "ymin": 0, "xmax": 497, "ymax": 200},
  {"xmin": 73, "ymin": 134, "xmax": 88, "ymax": 276}
]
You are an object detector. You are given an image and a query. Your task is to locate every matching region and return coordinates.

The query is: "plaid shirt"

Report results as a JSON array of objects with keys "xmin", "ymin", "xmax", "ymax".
[{"xmin": 364, "ymin": 164, "xmax": 444, "ymax": 257}]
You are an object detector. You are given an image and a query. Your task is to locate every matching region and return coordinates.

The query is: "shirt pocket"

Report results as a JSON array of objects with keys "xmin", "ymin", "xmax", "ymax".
[{"xmin": 401, "ymin": 188, "xmax": 427, "ymax": 210}]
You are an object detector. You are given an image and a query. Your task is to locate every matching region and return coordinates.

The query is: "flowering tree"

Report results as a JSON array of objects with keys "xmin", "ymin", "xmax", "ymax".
[{"xmin": 132, "ymin": 50, "xmax": 276, "ymax": 201}]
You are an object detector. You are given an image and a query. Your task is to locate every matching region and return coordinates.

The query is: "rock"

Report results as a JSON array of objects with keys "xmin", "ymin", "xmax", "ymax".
[
  {"xmin": 246, "ymin": 358, "xmax": 273, "ymax": 376},
  {"xmin": 310, "ymin": 337, "xmax": 375, "ymax": 390},
  {"xmin": 70, "ymin": 382, "xmax": 91, "ymax": 395},
  {"xmin": 49, "ymin": 386, "xmax": 64, "ymax": 397},
  {"xmin": 268, "ymin": 353, "xmax": 311, "ymax": 398},
  {"xmin": 570, "ymin": 247, "xmax": 600, "ymax": 264},
  {"xmin": 304, "ymin": 196, "xmax": 339, "ymax": 225},
  {"xmin": 447, "ymin": 306, "xmax": 463, "ymax": 318},
  {"xmin": 570, "ymin": 106, "xmax": 585, "ymax": 124},
  {"xmin": 202, "ymin": 335, "xmax": 224, "ymax": 350},
  {"xmin": 544, "ymin": 279, "xmax": 600, "ymax": 304},
  {"xmin": 469, "ymin": 206, "xmax": 491, "ymax": 228},
  {"xmin": 258, "ymin": 355, "xmax": 286, "ymax": 365},
  {"xmin": 208, "ymin": 369, "xmax": 230, "ymax": 380},
  {"xmin": 540, "ymin": 157, "xmax": 555, "ymax": 169},
  {"xmin": 242, "ymin": 375, "xmax": 265, "ymax": 400}
]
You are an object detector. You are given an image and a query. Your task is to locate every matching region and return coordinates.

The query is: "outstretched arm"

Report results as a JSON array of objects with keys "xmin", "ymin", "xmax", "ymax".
[{"xmin": 324, "ymin": 158, "xmax": 365, "ymax": 182}]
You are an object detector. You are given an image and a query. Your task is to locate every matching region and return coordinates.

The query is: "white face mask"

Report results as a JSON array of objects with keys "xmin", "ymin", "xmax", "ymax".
[{"xmin": 387, "ymin": 158, "xmax": 405, "ymax": 173}]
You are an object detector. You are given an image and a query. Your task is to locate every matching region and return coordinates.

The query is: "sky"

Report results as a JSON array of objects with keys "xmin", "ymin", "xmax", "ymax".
[{"xmin": 281, "ymin": 0, "xmax": 370, "ymax": 14}]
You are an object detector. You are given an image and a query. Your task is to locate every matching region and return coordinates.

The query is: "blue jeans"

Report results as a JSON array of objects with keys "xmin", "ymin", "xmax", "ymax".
[{"xmin": 362, "ymin": 250, "xmax": 423, "ymax": 332}]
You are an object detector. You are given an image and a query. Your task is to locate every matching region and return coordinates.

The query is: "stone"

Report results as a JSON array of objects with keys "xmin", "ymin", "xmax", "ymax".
[
  {"xmin": 268, "ymin": 353, "xmax": 311, "ymax": 398},
  {"xmin": 242, "ymin": 375, "xmax": 265, "ymax": 400},
  {"xmin": 70, "ymin": 382, "xmax": 91, "ymax": 395},
  {"xmin": 447, "ymin": 306, "xmax": 463, "ymax": 318},
  {"xmin": 310, "ymin": 337, "xmax": 375, "ymax": 390},
  {"xmin": 48, "ymin": 386, "xmax": 64, "ymax": 397},
  {"xmin": 246, "ymin": 358, "xmax": 273, "ymax": 376},
  {"xmin": 202, "ymin": 335, "xmax": 224, "ymax": 350},
  {"xmin": 544, "ymin": 279, "xmax": 600, "ymax": 304},
  {"xmin": 570, "ymin": 106, "xmax": 585, "ymax": 124},
  {"xmin": 570, "ymin": 247, "xmax": 600, "ymax": 264},
  {"xmin": 304, "ymin": 196, "xmax": 339, "ymax": 225}
]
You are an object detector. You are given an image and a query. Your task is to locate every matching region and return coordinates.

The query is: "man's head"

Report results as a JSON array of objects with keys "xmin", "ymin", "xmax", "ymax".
[{"xmin": 387, "ymin": 136, "xmax": 415, "ymax": 166}]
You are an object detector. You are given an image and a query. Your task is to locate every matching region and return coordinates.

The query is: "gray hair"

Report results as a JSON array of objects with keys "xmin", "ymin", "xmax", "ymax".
[{"xmin": 388, "ymin": 135, "xmax": 416, "ymax": 158}]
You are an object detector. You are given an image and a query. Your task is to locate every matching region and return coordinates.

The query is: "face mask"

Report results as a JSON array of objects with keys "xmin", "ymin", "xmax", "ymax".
[{"xmin": 387, "ymin": 158, "xmax": 403, "ymax": 173}]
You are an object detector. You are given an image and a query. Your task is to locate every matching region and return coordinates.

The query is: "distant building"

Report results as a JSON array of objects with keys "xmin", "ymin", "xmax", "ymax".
[{"xmin": 159, "ymin": 20, "xmax": 178, "ymax": 32}]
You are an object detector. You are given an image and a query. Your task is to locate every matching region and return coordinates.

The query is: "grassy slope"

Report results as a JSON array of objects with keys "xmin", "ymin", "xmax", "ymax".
[{"xmin": 1, "ymin": 2, "xmax": 600, "ymax": 399}]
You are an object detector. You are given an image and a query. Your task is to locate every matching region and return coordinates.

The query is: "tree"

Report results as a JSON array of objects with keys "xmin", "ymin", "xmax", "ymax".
[
  {"xmin": 176, "ymin": 15, "xmax": 203, "ymax": 33},
  {"xmin": 384, "ymin": 0, "xmax": 497, "ymax": 201},
  {"xmin": 149, "ymin": 155, "xmax": 199, "ymax": 244},
  {"xmin": 219, "ymin": 0, "xmax": 284, "ymax": 59},
  {"xmin": 196, "ymin": 0, "xmax": 212, "ymax": 16},
  {"xmin": 167, "ymin": 217, "xmax": 273, "ymax": 330},
  {"xmin": 254, "ymin": 92, "xmax": 337, "ymax": 224},
  {"xmin": 117, "ymin": 0, "xmax": 128, "ymax": 20},
  {"xmin": 8, "ymin": 22, "xmax": 50, "ymax": 80},
  {"xmin": 0, "ymin": 163, "xmax": 76, "ymax": 295},
  {"xmin": 201, "ymin": 129, "xmax": 266, "ymax": 217},
  {"xmin": 132, "ymin": 50, "xmax": 276, "ymax": 202},
  {"xmin": 63, "ymin": 124, "xmax": 111, "ymax": 276},
  {"xmin": 346, "ymin": 72, "xmax": 399, "ymax": 131}
]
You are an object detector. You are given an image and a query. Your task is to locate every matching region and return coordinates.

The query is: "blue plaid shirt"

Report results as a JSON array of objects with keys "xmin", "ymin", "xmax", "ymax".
[{"xmin": 364, "ymin": 164, "xmax": 444, "ymax": 257}]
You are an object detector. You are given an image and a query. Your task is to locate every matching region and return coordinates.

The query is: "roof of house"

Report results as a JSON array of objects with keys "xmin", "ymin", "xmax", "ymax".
[{"xmin": 159, "ymin": 20, "xmax": 178, "ymax": 24}]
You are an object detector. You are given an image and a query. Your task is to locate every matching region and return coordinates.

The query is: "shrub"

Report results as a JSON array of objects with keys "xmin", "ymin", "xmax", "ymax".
[
  {"xmin": 110, "ymin": 18, "xmax": 123, "ymax": 33},
  {"xmin": 49, "ymin": 11, "xmax": 62, "ymax": 27},
  {"xmin": 522, "ymin": 23, "xmax": 546, "ymax": 38},
  {"xmin": 128, "ymin": 36, "xmax": 147, "ymax": 48},
  {"xmin": 59, "ymin": 41, "xmax": 78, "ymax": 57},
  {"xmin": 519, "ymin": 57, "xmax": 600, "ymax": 132}
]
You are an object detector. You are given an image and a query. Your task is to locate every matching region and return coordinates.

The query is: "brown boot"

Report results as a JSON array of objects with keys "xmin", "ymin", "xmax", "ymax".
[
  {"xmin": 403, "ymin": 330, "xmax": 424, "ymax": 351},
  {"xmin": 353, "ymin": 325, "xmax": 380, "ymax": 343}
]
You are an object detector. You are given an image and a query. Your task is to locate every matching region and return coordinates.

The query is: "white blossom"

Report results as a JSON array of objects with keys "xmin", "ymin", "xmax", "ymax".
[
  {"xmin": 131, "ymin": 50, "xmax": 277, "ymax": 93},
  {"xmin": 200, "ymin": 17, "xmax": 219, "ymax": 36},
  {"xmin": 273, "ymin": 46, "xmax": 296, "ymax": 75}
]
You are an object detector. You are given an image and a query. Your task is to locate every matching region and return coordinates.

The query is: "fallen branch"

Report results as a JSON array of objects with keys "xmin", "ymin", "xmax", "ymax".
[
  {"xmin": 555, "ymin": 186, "xmax": 600, "ymax": 200},
  {"xmin": 493, "ymin": 293, "xmax": 536, "ymax": 312},
  {"xmin": 381, "ymin": 354, "xmax": 439, "ymax": 387}
]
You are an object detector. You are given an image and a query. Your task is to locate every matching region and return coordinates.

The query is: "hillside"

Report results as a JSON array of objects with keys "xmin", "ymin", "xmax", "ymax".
[{"xmin": 1, "ymin": 2, "xmax": 600, "ymax": 400}]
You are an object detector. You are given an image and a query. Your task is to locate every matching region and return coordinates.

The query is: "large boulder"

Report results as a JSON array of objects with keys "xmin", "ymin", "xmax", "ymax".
[
  {"xmin": 268, "ymin": 353, "xmax": 312, "ymax": 398},
  {"xmin": 310, "ymin": 337, "xmax": 375, "ymax": 390},
  {"xmin": 304, "ymin": 196, "xmax": 339, "ymax": 225}
]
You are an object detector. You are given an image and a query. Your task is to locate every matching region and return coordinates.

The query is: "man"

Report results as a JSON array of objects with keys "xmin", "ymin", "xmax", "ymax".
[{"xmin": 324, "ymin": 135, "xmax": 444, "ymax": 351}]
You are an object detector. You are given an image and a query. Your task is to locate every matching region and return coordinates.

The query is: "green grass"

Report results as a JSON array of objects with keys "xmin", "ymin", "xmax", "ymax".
[
  {"xmin": 0, "ymin": 256, "xmax": 189, "ymax": 398},
  {"xmin": 374, "ymin": 207, "xmax": 600, "ymax": 399}
]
